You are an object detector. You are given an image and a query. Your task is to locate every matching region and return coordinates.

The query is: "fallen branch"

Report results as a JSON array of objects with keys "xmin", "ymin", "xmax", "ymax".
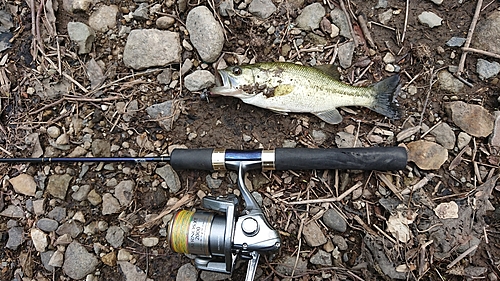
[{"xmin": 456, "ymin": 0, "xmax": 484, "ymax": 76}]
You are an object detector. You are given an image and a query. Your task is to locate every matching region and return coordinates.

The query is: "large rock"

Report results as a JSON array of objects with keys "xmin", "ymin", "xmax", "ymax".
[
  {"xmin": 473, "ymin": 10, "xmax": 500, "ymax": 55},
  {"xmin": 446, "ymin": 101, "xmax": 494, "ymax": 137},
  {"xmin": 302, "ymin": 221, "xmax": 327, "ymax": 247},
  {"xmin": 186, "ymin": 6, "xmax": 225, "ymax": 63},
  {"xmin": 46, "ymin": 174, "xmax": 72, "ymax": 200},
  {"xmin": 123, "ymin": 29, "xmax": 181, "ymax": 70},
  {"xmin": 9, "ymin": 174, "xmax": 36, "ymax": 196},
  {"xmin": 296, "ymin": 3, "xmax": 325, "ymax": 31},
  {"xmin": 248, "ymin": 0, "xmax": 276, "ymax": 19},
  {"xmin": 63, "ymin": 242, "xmax": 99, "ymax": 280},
  {"xmin": 88, "ymin": 5, "xmax": 118, "ymax": 32},
  {"xmin": 407, "ymin": 140, "xmax": 448, "ymax": 170},
  {"xmin": 67, "ymin": 22, "xmax": 95, "ymax": 54}
]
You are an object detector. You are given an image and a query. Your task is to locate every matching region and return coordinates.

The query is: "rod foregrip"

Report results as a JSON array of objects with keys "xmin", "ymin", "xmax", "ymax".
[
  {"xmin": 275, "ymin": 147, "xmax": 407, "ymax": 171},
  {"xmin": 170, "ymin": 148, "xmax": 214, "ymax": 170}
]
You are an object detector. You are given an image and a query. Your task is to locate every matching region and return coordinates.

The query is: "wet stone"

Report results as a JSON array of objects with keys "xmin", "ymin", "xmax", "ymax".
[
  {"xmin": 37, "ymin": 218, "xmax": 59, "ymax": 232},
  {"xmin": 323, "ymin": 208, "xmax": 347, "ymax": 232}
]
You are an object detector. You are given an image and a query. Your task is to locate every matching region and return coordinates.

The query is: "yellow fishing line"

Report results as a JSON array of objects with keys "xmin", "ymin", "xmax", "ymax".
[{"xmin": 169, "ymin": 210, "xmax": 193, "ymax": 253}]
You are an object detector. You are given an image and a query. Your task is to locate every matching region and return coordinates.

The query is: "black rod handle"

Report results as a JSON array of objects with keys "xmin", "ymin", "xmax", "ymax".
[
  {"xmin": 275, "ymin": 147, "xmax": 407, "ymax": 171},
  {"xmin": 170, "ymin": 148, "xmax": 214, "ymax": 170}
]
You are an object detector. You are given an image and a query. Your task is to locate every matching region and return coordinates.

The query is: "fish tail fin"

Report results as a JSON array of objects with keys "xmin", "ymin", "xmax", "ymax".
[{"xmin": 369, "ymin": 74, "xmax": 401, "ymax": 119}]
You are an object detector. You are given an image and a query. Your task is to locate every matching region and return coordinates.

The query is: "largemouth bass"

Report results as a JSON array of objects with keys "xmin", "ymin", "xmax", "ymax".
[{"xmin": 210, "ymin": 62, "xmax": 401, "ymax": 124}]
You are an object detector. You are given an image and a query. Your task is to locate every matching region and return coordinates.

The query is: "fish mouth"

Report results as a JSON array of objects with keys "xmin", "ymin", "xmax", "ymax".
[{"xmin": 210, "ymin": 70, "xmax": 238, "ymax": 96}]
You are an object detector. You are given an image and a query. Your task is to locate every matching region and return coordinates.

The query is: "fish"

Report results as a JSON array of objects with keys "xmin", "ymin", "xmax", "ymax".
[{"xmin": 210, "ymin": 62, "xmax": 401, "ymax": 124}]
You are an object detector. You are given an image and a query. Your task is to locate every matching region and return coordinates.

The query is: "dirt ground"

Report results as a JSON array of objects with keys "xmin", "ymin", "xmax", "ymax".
[{"xmin": 1, "ymin": 0, "xmax": 500, "ymax": 280}]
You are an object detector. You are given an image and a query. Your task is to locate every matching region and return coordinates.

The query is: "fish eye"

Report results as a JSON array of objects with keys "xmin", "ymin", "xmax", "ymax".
[{"xmin": 232, "ymin": 67, "xmax": 242, "ymax": 75}]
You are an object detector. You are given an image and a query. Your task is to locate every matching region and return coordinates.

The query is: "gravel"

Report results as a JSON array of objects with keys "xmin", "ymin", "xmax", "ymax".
[
  {"xmin": 323, "ymin": 208, "xmax": 347, "ymax": 233},
  {"xmin": 63, "ymin": 242, "xmax": 99, "ymax": 280}
]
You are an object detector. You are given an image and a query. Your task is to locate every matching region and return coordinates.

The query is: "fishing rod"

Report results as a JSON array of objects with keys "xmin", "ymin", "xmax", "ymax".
[{"xmin": 1, "ymin": 146, "xmax": 407, "ymax": 280}]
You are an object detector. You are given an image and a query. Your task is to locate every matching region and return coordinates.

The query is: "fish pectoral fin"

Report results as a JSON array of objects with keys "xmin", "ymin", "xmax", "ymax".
[
  {"xmin": 273, "ymin": 84, "xmax": 294, "ymax": 96},
  {"xmin": 314, "ymin": 109, "xmax": 343, "ymax": 124}
]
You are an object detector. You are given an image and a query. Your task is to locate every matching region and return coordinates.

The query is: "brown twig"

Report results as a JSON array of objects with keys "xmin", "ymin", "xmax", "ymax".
[
  {"xmin": 456, "ymin": 0, "xmax": 484, "ymax": 76},
  {"xmin": 462, "ymin": 47, "xmax": 500, "ymax": 60},
  {"xmin": 339, "ymin": 0, "xmax": 359, "ymax": 46},
  {"xmin": 357, "ymin": 13, "xmax": 375, "ymax": 49},
  {"xmin": 137, "ymin": 194, "xmax": 193, "ymax": 228}
]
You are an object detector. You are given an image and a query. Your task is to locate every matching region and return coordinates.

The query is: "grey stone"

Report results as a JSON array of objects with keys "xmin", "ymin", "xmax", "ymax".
[
  {"xmin": 206, "ymin": 175, "xmax": 223, "ymax": 189},
  {"xmin": 114, "ymin": 180, "xmax": 135, "ymax": 207},
  {"xmin": 473, "ymin": 11, "xmax": 500, "ymax": 55},
  {"xmin": 330, "ymin": 7, "xmax": 351, "ymax": 39},
  {"xmin": 296, "ymin": 3, "xmax": 325, "ymax": 31},
  {"xmin": 157, "ymin": 69, "xmax": 172, "ymax": 85},
  {"xmin": 186, "ymin": 6, "xmax": 225, "ymax": 62},
  {"xmin": 37, "ymin": 218, "xmax": 59, "ymax": 232},
  {"xmin": 56, "ymin": 220, "xmax": 83, "ymax": 238},
  {"xmin": 418, "ymin": 11, "xmax": 442, "ymax": 28},
  {"xmin": 48, "ymin": 206, "xmax": 66, "ymax": 222},
  {"xmin": 41, "ymin": 250, "xmax": 55, "ymax": 271},
  {"xmin": 67, "ymin": 22, "xmax": 95, "ymax": 54},
  {"xmin": 132, "ymin": 3, "xmax": 149, "ymax": 20},
  {"xmin": 491, "ymin": 112, "xmax": 500, "ymax": 147},
  {"xmin": 431, "ymin": 0, "xmax": 443, "ymax": 4},
  {"xmin": 302, "ymin": 221, "xmax": 327, "ymax": 247},
  {"xmin": 446, "ymin": 37, "xmax": 466, "ymax": 47},
  {"xmin": 156, "ymin": 165, "xmax": 181, "ymax": 193},
  {"xmin": 335, "ymin": 131, "xmax": 362, "ymax": 148},
  {"xmin": 92, "ymin": 139, "xmax": 111, "ymax": 157},
  {"xmin": 47, "ymin": 126, "xmax": 61, "ymax": 138},
  {"xmin": 476, "ymin": 58, "xmax": 500, "ymax": 80},
  {"xmin": 6, "ymin": 226, "xmax": 24, "ymax": 250},
  {"xmin": 142, "ymin": 237, "xmax": 159, "ymax": 247},
  {"xmin": 146, "ymin": 100, "xmax": 180, "ymax": 132},
  {"xmin": 102, "ymin": 193, "xmax": 121, "ymax": 215},
  {"xmin": 72, "ymin": 184, "xmax": 91, "ymax": 201},
  {"xmin": 63, "ymin": 241, "xmax": 99, "ymax": 280},
  {"xmin": 275, "ymin": 255, "xmax": 308, "ymax": 277},
  {"xmin": 123, "ymin": 29, "xmax": 181, "ymax": 70},
  {"xmin": 156, "ymin": 16, "xmax": 176, "ymax": 29},
  {"xmin": 332, "ymin": 235, "xmax": 348, "ymax": 251},
  {"xmin": 323, "ymin": 209, "xmax": 347, "ymax": 232},
  {"xmin": 457, "ymin": 132, "xmax": 472, "ymax": 149},
  {"xmin": 312, "ymin": 130, "xmax": 327, "ymax": 144},
  {"xmin": 310, "ymin": 249, "xmax": 332, "ymax": 266},
  {"xmin": 375, "ymin": 0, "xmax": 387, "ymax": 8},
  {"xmin": 446, "ymin": 101, "xmax": 494, "ymax": 137},
  {"xmin": 438, "ymin": 70, "xmax": 464, "ymax": 93},
  {"xmin": 72, "ymin": 0, "xmax": 92, "ymax": 11},
  {"xmin": 106, "ymin": 225, "xmax": 125, "ymax": 248},
  {"xmin": 0, "ymin": 205, "xmax": 25, "ymax": 218},
  {"xmin": 87, "ymin": 189, "xmax": 102, "ymax": 206},
  {"xmin": 48, "ymin": 250, "xmax": 64, "ymax": 267},
  {"xmin": 199, "ymin": 271, "xmax": 231, "ymax": 281},
  {"xmin": 429, "ymin": 122, "xmax": 455, "ymax": 149},
  {"xmin": 118, "ymin": 261, "xmax": 153, "ymax": 281},
  {"xmin": 219, "ymin": 0, "xmax": 234, "ymax": 17},
  {"xmin": 248, "ymin": 0, "xmax": 276, "ymax": 19},
  {"xmin": 378, "ymin": 9, "xmax": 393, "ymax": 25},
  {"xmin": 176, "ymin": 263, "xmax": 198, "ymax": 281},
  {"xmin": 9, "ymin": 174, "xmax": 37, "ymax": 196},
  {"xmin": 89, "ymin": 5, "xmax": 118, "ymax": 32},
  {"xmin": 338, "ymin": 41, "xmax": 355, "ymax": 69},
  {"xmin": 46, "ymin": 174, "xmax": 72, "ymax": 200},
  {"xmin": 86, "ymin": 59, "xmax": 105, "ymax": 90},
  {"xmin": 31, "ymin": 228, "xmax": 48, "ymax": 252},
  {"xmin": 184, "ymin": 70, "xmax": 215, "ymax": 91}
]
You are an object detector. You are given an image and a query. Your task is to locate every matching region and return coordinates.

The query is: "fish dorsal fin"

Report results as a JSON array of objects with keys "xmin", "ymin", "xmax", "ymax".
[
  {"xmin": 314, "ymin": 109, "xmax": 343, "ymax": 124},
  {"xmin": 313, "ymin": 64, "xmax": 340, "ymax": 80}
]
